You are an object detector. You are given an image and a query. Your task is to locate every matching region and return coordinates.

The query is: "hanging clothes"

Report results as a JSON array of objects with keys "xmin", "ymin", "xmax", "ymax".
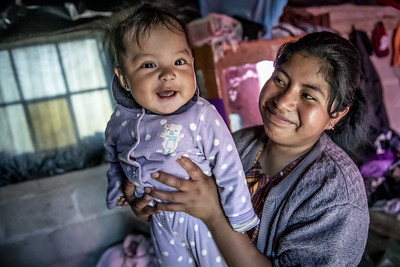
[
  {"xmin": 349, "ymin": 28, "xmax": 391, "ymax": 147},
  {"xmin": 372, "ymin": 21, "xmax": 390, "ymax": 57},
  {"xmin": 391, "ymin": 20, "xmax": 400, "ymax": 67},
  {"xmin": 198, "ymin": 0, "xmax": 288, "ymax": 38}
]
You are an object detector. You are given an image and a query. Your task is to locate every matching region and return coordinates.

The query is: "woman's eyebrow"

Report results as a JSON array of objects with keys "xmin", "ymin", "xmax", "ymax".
[
  {"xmin": 279, "ymin": 67, "xmax": 327, "ymax": 98},
  {"xmin": 303, "ymin": 83, "xmax": 325, "ymax": 97}
]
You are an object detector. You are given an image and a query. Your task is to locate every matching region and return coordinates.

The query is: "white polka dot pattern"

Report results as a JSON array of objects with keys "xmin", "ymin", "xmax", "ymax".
[{"xmin": 105, "ymin": 101, "xmax": 252, "ymax": 267}]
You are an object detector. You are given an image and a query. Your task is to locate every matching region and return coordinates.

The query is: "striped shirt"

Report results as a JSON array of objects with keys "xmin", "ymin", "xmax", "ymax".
[{"xmin": 246, "ymin": 144, "xmax": 306, "ymax": 243}]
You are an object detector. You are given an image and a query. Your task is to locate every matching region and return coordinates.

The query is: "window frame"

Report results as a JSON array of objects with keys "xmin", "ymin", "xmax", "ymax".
[{"xmin": 0, "ymin": 29, "xmax": 114, "ymax": 153}]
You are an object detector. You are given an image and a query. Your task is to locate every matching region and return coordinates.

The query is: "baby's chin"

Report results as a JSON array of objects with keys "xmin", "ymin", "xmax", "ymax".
[{"xmin": 148, "ymin": 105, "xmax": 181, "ymax": 115}]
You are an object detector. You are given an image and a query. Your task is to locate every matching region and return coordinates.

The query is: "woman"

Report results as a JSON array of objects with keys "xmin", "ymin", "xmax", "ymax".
[{"xmin": 124, "ymin": 31, "xmax": 370, "ymax": 266}]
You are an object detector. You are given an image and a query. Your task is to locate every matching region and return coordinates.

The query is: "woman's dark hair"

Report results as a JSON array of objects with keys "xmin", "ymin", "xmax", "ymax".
[
  {"xmin": 275, "ymin": 31, "xmax": 368, "ymax": 164},
  {"xmin": 106, "ymin": 2, "xmax": 192, "ymax": 70}
]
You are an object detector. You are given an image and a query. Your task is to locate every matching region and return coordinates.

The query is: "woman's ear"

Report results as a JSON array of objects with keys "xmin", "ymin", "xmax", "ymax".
[
  {"xmin": 327, "ymin": 106, "xmax": 350, "ymax": 130},
  {"xmin": 114, "ymin": 67, "xmax": 130, "ymax": 91}
]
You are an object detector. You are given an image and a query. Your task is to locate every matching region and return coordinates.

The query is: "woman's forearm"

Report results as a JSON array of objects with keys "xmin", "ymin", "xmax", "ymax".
[{"xmin": 204, "ymin": 210, "xmax": 273, "ymax": 267}]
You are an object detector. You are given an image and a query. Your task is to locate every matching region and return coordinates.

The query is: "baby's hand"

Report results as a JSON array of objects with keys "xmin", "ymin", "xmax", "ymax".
[
  {"xmin": 116, "ymin": 176, "xmax": 136, "ymax": 206},
  {"xmin": 124, "ymin": 179, "xmax": 135, "ymax": 202},
  {"xmin": 116, "ymin": 196, "xmax": 129, "ymax": 206}
]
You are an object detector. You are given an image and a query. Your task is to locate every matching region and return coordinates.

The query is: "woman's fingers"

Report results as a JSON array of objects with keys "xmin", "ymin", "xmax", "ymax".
[
  {"xmin": 176, "ymin": 156, "xmax": 206, "ymax": 181},
  {"xmin": 130, "ymin": 191, "xmax": 157, "ymax": 221},
  {"xmin": 155, "ymin": 202, "xmax": 186, "ymax": 213},
  {"xmin": 150, "ymin": 186, "xmax": 188, "ymax": 204},
  {"xmin": 151, "ymin": 170, "xmax": 191, "ymax": 192},
  {"xmin": 148, "ymin": 157, "xmax": 223, "ymax": 221},
  {"xmin": 149, "ymin": 156, "xmax": 205, "ymax": 192}
]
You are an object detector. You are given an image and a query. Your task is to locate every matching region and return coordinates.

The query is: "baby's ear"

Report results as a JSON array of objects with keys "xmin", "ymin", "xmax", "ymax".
[{"xmin": 114, "ymin": 67, "xmax": 129, "ymax": 91}]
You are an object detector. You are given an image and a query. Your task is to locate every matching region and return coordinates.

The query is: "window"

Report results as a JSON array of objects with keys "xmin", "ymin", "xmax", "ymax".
[{"xmin": 0, "ymin": 30, "xmax": 113, "ymax": 156}]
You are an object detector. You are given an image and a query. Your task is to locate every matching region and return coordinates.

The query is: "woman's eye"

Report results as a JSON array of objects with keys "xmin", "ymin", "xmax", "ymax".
[
  {"xmin": 273, "ymin": 76, "xmax": 286, "ymax": 87},
  {"xmin": 142, "ymin": 62, "xmax": 156, "ymax": 68},
  {"xmin": 175, "ymin": 59, "xmax": 186, "ymax": 66}
]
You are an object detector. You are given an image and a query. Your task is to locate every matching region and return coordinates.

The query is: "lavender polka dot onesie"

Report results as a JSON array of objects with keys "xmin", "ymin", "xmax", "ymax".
[{"xmin": 104, "ymin": 76, "xmax": 259, "ymax": 266}]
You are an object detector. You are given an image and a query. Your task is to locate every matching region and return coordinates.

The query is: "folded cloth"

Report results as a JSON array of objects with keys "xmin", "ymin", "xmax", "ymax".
[{"xmin": 187, "ymin": 13, "xmax": 242, "ymax": 62}]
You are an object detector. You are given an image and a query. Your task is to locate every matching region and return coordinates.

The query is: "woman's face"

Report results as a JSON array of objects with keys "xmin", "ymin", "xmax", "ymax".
[{"xmin": 259, "ymin": 54, "xmax": 343, "ymax": 150}]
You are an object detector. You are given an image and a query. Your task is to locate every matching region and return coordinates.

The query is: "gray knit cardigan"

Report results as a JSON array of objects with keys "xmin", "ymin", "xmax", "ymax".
[{"xmin": 233, "ymin": 126, "xmax": 369, "ymax": 267}]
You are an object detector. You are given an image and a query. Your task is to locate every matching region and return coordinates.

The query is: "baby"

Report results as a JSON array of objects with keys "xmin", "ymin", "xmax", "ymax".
[{"xmin": 104, "ymin": 3, "xmax": 258, "ymax": 266}]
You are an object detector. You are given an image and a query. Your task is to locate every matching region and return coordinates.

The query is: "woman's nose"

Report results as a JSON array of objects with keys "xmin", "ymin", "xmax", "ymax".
[
  {"xmin": 274, "ymin": 89, "xmax": 297, "ymax": 111},
  {"xmin": 159, "ymin": 67, "xmax": 176, "ymax": 81}
]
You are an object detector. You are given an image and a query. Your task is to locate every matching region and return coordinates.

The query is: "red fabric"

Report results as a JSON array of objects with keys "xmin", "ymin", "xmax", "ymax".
[
  {"xmin": 372, "ymin": 21, "xmax": 390, "ymax": 57},
  {"xmin": 377, "ymin": 0, "xmax": 400, "ymax": 10}
]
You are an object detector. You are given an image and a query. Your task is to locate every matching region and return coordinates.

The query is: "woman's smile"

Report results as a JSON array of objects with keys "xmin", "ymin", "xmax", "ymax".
[{"xmin": 267, "ymin": 105, "xmax": 296, "ymax": 126}]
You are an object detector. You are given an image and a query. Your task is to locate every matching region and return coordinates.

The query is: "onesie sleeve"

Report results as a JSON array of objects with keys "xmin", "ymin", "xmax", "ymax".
[
  {"xmin": 104, "ymin": 110, "xmax": 125, "ymax": 209},
  {"xmin": 195, "ymin": 103, "xmax": 259, "ymax": 232}
]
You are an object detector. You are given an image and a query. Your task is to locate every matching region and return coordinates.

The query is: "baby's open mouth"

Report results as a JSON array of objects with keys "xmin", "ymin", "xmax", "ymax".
[{"xmin": 157, "ymin": 90, "xmax": 177, "ymax": 98}]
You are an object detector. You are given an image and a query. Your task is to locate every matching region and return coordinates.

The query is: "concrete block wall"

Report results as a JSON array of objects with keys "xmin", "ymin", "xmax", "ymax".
[{"xmin": 0, "ymin": 164, "xmax": 150, "ymax": 267}]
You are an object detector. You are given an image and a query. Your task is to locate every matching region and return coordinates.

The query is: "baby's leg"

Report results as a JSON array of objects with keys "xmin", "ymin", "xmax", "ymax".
[
  {"xmin": 151, "ymin": 211, "xmax": 227, "ymax": 267},
  {"xmin": 185, "ymin": 214, "xmax": 227, "ymax": 267},
  {"xmin": 151, "ymin": 211, "xmax": 196, "ymax": 266}
]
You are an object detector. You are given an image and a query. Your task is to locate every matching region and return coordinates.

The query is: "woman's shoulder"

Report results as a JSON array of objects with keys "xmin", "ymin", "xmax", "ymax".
[
  {"xmin": 232, "ymin": 126, "xmax": 265, "ymax": 146},
  {"xmin": 302, "ymin": 134, "xmax": 368, "ymax": 210},
  {"xmin": 318, "ymin": 134, "xmax": 360, "ymax": 175}
]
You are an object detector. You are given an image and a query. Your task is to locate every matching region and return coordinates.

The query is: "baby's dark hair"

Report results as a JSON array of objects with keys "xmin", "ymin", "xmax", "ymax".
[
  {"xmin": 275, "ymin": 31, "xmax": 368, "ymax": 164},
  {"xmin": 106, "ymin": 2, "xmax": 191, "ymax": 70}
]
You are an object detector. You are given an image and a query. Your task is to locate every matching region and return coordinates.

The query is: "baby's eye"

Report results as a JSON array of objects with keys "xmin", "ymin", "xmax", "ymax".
[
  {"xmin": 302, "ymin": 93, "xmax": 316, "ymax": 100},
  {"xmin": 142, "ymin": 62, "xmax": 156, "ymax": 68},
  {"xmin": 175, "ymin": 59, "xmax": 186, "ymax": 66}
]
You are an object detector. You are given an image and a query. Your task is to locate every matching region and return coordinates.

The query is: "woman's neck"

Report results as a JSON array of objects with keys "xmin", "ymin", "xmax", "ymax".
[{"xmin": 259, "ymin": 140, "xmax": 312, "ymax": 177}]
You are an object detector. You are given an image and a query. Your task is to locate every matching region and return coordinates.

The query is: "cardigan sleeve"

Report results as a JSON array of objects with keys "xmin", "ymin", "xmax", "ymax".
[
  {"xmin": 272, "ymin": 145, "xmax": 369, "ymax": 266},
  {"xmin": 274, "ymin": 203, "xmax": 369, "ymax": 266}
]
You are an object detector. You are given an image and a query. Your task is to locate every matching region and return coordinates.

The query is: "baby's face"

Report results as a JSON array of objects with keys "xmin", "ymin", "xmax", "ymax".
[{"xmin": 118, "ymin": 26, "xmax": 196, "ymax": 114}]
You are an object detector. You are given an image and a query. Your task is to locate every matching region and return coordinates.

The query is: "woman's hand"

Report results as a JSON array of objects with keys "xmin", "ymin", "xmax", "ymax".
[
  {"xmin": 123, "ymin": 176, "xmax": 158, "ymax": 221},
  {"xmin": 150, "ymin": 157, "xmax": 272, "ymax": 267},
  {"xmin": 149, "ymin": 156, "xmax": 224, "ymax": 225}
]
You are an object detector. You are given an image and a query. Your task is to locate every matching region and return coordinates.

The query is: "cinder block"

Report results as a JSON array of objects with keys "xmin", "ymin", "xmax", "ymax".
[
  {"xmin": 0, "ymin": 230, "xmax": 60, "ymax": 267},
  {"xmin": 74, "ymin": 174, "xmax": 110, "ymax": 217},
  {"xmin": 0, "ymin": 187, "xmax": 79, "ymax": 241},
  {"xmin": 0, "ymin": 179, "xmax": 41, "ymax": 204},
  {"xmin": 52, "ymin": 212, "xmax": 133, "ymax": 261}
]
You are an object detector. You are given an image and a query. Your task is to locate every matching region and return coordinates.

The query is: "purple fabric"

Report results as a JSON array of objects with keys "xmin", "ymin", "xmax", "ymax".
[
  {"xmin": 208, "ymin": 98, "xmax": 230, "ymax": 128},
  {"xmin": 360, "ymin": 149, "xmax": 396, "ymax": 178},
  {"xmin": 104, "ymin": 79, "xmax": 259, "ymax": 265}
]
